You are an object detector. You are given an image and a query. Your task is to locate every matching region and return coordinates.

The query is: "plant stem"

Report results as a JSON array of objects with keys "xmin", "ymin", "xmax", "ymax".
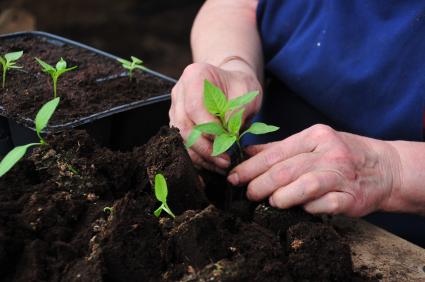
[
  {"xmin": 224, "ymin": 140, "xmax": 245, "ymax": 210},
  {"xmin": 219, "ymin": 114, "xmax": 226, "ymax": 128},
  {"xmin": 53, "ymin": 78, "xmax": 57, "ymax": 98},
  {"xmin": 235, "ymin": 139, "xmax": 244, "ymax": 162}
]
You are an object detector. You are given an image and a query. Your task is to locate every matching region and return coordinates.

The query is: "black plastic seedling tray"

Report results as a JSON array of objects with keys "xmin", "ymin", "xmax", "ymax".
[{"xmin": 0, "ymin": 31, "xmax": 175, "ymax": 152}]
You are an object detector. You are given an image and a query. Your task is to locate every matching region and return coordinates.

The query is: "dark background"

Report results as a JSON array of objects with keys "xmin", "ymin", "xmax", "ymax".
[{"xmin": 0, "ymin": 0, "xmax": 205, "ymax": 79}]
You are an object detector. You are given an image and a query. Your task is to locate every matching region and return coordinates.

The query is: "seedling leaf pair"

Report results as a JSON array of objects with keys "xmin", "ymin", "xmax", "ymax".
[
  {"xmin": 117, "ymin": 56, "xmax": 146, "ymax": 81},
  {"xmin": 187, "ymin": 80, "xmax": 279, "ymax": 157},
  {"xmin": 0, "ymin": 51, "xmax": 23, "ymax": 88},
  {"xmin": 153, "ymin": 173, "xmax": 175, "ymax": 218},
  {"xmin": 35, "ymin": 57, "xmax": 77, "ymax": 98},
  {"xmin": 0, "ymin": 97, "xmax": 60, "ymax": 177}
]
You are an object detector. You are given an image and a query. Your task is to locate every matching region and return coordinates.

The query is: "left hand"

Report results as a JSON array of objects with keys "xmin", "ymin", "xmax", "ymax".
[{"xmin": 227, "ymin": 124, "xmax": 402, "ymax": 217}]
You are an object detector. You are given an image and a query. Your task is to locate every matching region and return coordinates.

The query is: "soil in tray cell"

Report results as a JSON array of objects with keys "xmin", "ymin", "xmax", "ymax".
[{"xmin": 0, "ymin": 35, "xmax": 173, "ymax": 125}]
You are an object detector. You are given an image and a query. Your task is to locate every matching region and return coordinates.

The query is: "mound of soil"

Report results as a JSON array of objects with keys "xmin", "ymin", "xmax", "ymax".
[
  {"xmin": 0, "ymin": 35, "xmax": 174, "ymax": 125},
  {"xmin": 0, "ymin": 127, "xmax": 367, "ymax": 281}
]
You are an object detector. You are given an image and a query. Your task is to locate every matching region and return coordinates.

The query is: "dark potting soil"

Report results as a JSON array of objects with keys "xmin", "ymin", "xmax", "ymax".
[
  {"xmin": 0, "ymin": 127, "xmax": 369, "ymax": 281},
  {"xmin": 0, "ymin": 36, "xmax": 174, "ymax": 126}
]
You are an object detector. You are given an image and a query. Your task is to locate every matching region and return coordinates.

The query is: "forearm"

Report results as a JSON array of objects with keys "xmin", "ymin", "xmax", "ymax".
[
  {"xmin": 191, "ymin": 0, "xmax": 263, "ymax": 82},
  {"xmin": 383, "ymin": 140, "xmax": 425, "ymax": 215}
]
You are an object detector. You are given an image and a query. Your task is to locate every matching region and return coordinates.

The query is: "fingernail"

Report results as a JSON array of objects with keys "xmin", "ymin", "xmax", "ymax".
[
  {"xmin": 269, "ymin": 197, "xmax": 276, "ymax": 207},
  {"xmin": 216, "ymin": 157, "xmax": 230, "ymax": 168},
  {"xmin": 227, "ymin": 173, "xmax": 239, "ymax": 186}
]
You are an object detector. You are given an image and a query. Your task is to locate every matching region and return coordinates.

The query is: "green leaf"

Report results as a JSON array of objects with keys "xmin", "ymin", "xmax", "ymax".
[
  {"xmin": 195, "ymin": 122, "xmax": 225, "ymax": 135},
  {"xmin": 134, "ymin": 64, "xmax": 145, "ymax": 70},
  {"xmin": 228, "ymin": 91, "xmax": 259, "ymax": 110},
  {"xmin": 117, "ymin": 58, "xmax": 131, "ymax": 66},
  {"xmin": 56, "ymin": 58, "xmax": 67, "ymax": 70},
  {"xmin": 162, "ymin": 203, "xmax": 176, "ymax": 218},
  {"xmin": 35, "ymin": 97, "xmax": 60, "ymax": 138},
  {"xmin": 35, "ymin": 57, "xmax": 55, "ymax": 73},
  {"xmin": 212, "ymin": 133, "xmax": 236, "ymax": 156},
  {"xmin": 228, "ymin": 108, "xmax": 244, "ymax": 134},
  {"xmin": 5, "ymin": 51, "xmax": 23, "ymax": 62},
  {"xmin": 56, "ymin": 66, "xmax": 77, "ymax": 77},
  {"xmin": 243, "ymin": 122, "xmax": 279, "ymax": 136},
  {"xmin": 131, "ymin": 56, "xmax": 143, "ymax": 64},
  {"xmin": 0, "ymin": 143, "xmax": 39, "ymax": 177},
  {"xmin": 185, "ymin": 129, "xmax": 202, "ymax": 148},
  {"xmin": 66, "ymin": 66, "xmax": 78, "ymax": 72},
  {"xmin": 0, "ymin": 57, "xmax": 5, "ymax": 65},
  {"xmin": 9, "ymin": 65, "xmax": 23, "ymax": 69},
  {"xmin": 203, "ymin": 80, "xmax": 227, "ymax": 116},
  {"xmin": 154, "ymin": 173, "xmax": 168, "ymax": 202},
  {"xmin": 154, "ymin": 206, "xmax": 163, "ymax": 217}
]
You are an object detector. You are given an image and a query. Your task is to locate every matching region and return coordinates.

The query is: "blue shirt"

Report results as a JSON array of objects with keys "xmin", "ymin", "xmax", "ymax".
[{"xmin": 257, "ymin": 0, "xmax": 425, "ymax": 141}]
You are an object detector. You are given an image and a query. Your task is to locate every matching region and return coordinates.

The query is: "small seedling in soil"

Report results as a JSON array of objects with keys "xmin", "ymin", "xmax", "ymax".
[
  {"xmin": 153, "ymin": 173, "xmax": 175, "ymax": 219},
  {"xmin": 103, "ymin": 207, "xmax": 114, "ymax": 214},
  {"xmin": 67, "ymin": 164, "xmax": 79, "ymax": 175},
  {"xmin": 0, "ymin": 97, "xmax": 60, "ymax": 177},
  {"xmin": 117, "ymin": 56, "xmax": 146, "ymax": 81},
  {"xmin": 35, "ymin": 57, "xmax": 77, "ymax": 98},
  {"xmin": 0, "ymin": 51, "xmax": 23, "ymax": 89},
  {"xmin": 186, "ymin": 80, "xmax": 279, "ymax": 160}
]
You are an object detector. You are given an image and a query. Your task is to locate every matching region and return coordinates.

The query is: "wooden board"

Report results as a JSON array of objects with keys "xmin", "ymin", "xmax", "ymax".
[{"xmin": 332, "ymin": 217, "xmax": 425, "ymax": 281}]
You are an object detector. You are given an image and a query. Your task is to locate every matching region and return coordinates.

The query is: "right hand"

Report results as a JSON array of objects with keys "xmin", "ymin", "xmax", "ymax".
[{"xmin": 169, "ymin": 61, "xmax": 262, "ymax": 173}]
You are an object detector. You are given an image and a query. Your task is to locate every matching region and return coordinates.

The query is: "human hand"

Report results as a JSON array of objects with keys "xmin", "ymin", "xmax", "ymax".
[
  {"xmin": 169, "ymin": 60, "xmax": 262, "ymax": 173},
  {"xmin": 227, "ymin": 124, "xmax": 402, "ymax": 217}
]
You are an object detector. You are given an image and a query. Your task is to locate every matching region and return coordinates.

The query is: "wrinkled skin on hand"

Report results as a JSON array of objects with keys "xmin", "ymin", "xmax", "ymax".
[{"xmin": 228, "ymin": 124, "xmax": 402, "ymax": 217}]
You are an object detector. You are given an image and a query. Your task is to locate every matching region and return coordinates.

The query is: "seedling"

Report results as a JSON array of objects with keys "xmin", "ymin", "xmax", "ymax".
[
  {"xmin": 67, "ymin": 164, "xmax": 79, "ymax": 175},
  {"xmin": 153, "ymin": 173, "xmax": 175, "ymax": 219},
  {"xmin": 117, "ymin": 56, "xmax": 146, "ymax": 81},
  {"xmin": 35, "ymin": 57, "xmax": 77, "ymax": 98},
  {"xmin": 0, "ymin": 51, "xmax": 23, "ymax": 88},
  {"xmin": 0, "ymin": 97, "xmax": 60, "ymax": 177},
  {"xmin": 103, "ymin": 207, "xmax": 114, "ymax": 214},
  {"xmin": 186, "ymin": 80, "xmax": 279, "ymax": 159}
]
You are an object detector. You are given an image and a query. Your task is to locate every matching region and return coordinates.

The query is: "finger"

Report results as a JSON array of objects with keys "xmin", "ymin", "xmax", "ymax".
[
  {"xmin": 190, "ymin": 135, "xmax": 230, "ymax": 169},
  {"xmin": 173, "ymin": 101, "xmax": 229, "ymax": 170},
  {"xmin": 229, "ymin": 131, "xmax": 319, "ymax": 186},
  {"xmin": 244, "ymin": 142, "xmax": 278, "ymax": 157},
  {"xmin": 169, "ymin": 83, "xmax": 188, "ymax": 130},
  {"xmin": 170, "ymin": 98, "xmax": 222, "ymax": 172},
  {"xmin": 302, "ymin": 192, "xmax": 355, "ymax": 216},
  {"xmin": 245, "ymin": 153, "xmax": 317, "ymax": 201},
  {"xmin": 169, "ymin": 102, "xmax": 177, "ymax": 128},
  {"xmin": 268, "ymin": 170, "xmax": 342, "ymax": 209},
  {"xmin": 188, "ymin": 149, "xmax": 226, "ymax": 175}
]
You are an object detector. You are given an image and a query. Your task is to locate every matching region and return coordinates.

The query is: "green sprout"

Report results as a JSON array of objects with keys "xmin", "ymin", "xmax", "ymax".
[
  {"xmin": 0, "ymin": 97, "xmax": 60, "ymax": 177},
  {"xmin": 103, "ymin": 207, "xmax": 114, "ymax": 214},
  {"xmin": 186, "ymin": 80, "xmax": 279, "ymax": 159},
  {"xmin": 0, "ymin": 51, "xmax": 23, "ymax": 89},
  {"xmin": 67, "ymin": 164, "xmax": 79, "ymax": 175},
  {"xmin": 153, "ymin": 173, "xmax": 175, "ymax": 219},
  {"xmin": 35, "ymin": 57, "xmax": 77, "ymax": 98},
  {"xmin": 117, "ymin": 56, "xmax": 146, "ymax": 81}
]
